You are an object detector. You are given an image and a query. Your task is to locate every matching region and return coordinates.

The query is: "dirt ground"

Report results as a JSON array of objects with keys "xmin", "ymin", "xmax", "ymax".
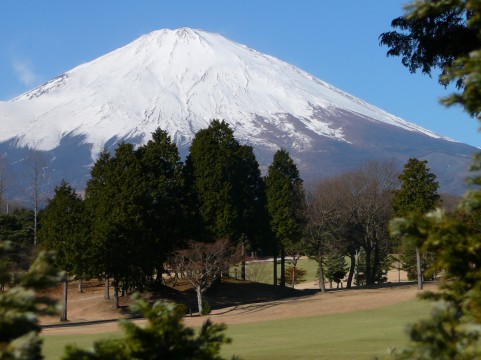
[{"xmin": 42, "ymin": 269, "xmax": 436, "ymax": 336}]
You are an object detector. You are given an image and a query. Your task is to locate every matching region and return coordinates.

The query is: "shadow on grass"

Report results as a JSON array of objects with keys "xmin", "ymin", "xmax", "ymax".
[{"xmin": 150, "ymin": 278, "xmax": 434, "ymax": 312}]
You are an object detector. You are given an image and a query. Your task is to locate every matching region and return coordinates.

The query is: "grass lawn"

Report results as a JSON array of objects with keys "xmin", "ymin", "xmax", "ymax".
[
  {"xmin": 231, "ymin": 258, "xmax": 320, "ymax": 285},
  {"xmin": 42, "ymin": 298, "xmax": 431, "ymax": 360},
  {"xmin": 221, "ymin": 299, "xmax": 430, "ymax": 360},
  {"xmin": 42, "ymin": 332, "xmax": 120, "ymax": 359}
]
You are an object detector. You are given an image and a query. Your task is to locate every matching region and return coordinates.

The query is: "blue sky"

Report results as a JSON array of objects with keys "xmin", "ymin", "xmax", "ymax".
[{"xmin": 1, "ymin": 0, "xmax": 479, "ymax": 147}]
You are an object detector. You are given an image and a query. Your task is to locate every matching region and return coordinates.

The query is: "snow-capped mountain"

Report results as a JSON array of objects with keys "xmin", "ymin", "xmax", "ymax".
[{"xmin": 0, "ymin": 28, "xmax": 475, "ymax": 197}]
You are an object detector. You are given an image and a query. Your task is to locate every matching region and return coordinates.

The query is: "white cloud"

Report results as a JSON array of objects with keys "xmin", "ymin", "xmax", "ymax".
[{"xmin": 12, "ymin": 59, "xmax": 39, "ymax": 86}]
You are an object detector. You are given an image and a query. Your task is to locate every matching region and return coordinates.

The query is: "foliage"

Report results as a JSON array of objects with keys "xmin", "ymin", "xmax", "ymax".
[
  {"xmin": 324, "ymin": 253, "xmax": 347, "ymax": 288},
  {"xmin": 85, "ymin": 144, "xmax": 148, "ymax": 303},
  {"xmin": 392, "ymin": 158, "xmax": 440, "ymax": 217},
  {"xmin": 283, "ymin": 265, "xmax": 307, "ymax": 288},
  {"xmin": 62, "ymin": 294, "xmax": 236, "ymax": 360},
  {"xmin": 201, "ymin": 299, "xmax": 212, "ymax": 316},
  {"xmin": 379, "ymin": 1, "xmax": 480, "ymax": 89},
  {"xmin": 0, "ymin": 244, "xmax": 60, "ymax": 359},
  {"xmin": 383, "ymin": 2, "xmax": 481, "ymax": 356},
  {"xmin": 264, "ymin": 149, "xmax": 305, "ymax": 286},
  {"xmin": 0, "ymin": 209, "xmax": 36, "ymax": 274},
  {"xmin": 136, "ymin": 128, "xmax": 185, "ymax": 269},
  {"xmin": 82, "ymin": 128, "xmax": 189, "ymax": 303},
  {"xmin": 391, "ymin": 158, "xmax": 440, "ymax": 288},
  {"xmin": 389, "ymin": 208, "xmax": 481, "ymax": 358},
  {"xmin": 185, "ymin": 120, "xmax": 267, "ymax": 247},
  {"xmin": 38, "ymin": 181, "xmax": 90, "ymax": 278},
  {"xmin": 306, "ymin": 161, "xmax": 397, "ymax": 288}
]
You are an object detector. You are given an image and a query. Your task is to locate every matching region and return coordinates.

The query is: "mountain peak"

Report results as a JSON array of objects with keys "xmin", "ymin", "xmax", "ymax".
[{"xmin": 0, "ymin": 28, "xmax": 472, "ymax": 195}]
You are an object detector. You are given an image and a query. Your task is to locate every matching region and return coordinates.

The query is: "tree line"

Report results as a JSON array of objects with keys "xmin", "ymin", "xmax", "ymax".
[{"xmin": 28, "ymin": 116, "xmax": 449, "ymax": 320}]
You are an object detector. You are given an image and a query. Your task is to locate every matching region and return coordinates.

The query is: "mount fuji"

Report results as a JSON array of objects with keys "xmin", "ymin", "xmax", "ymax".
[{"xmin": 0, "ymin": 28, "xmax": 475, "ymax": 197}]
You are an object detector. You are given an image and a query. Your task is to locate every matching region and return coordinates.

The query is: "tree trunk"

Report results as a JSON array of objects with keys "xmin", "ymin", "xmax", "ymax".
[
  {"xmin": 280, "ymin": 247, "xmax": 286, "ymax": 287},
  {"xmin": 416, "ymin": 247, "xmax": 423, "ymax": 290},
  {"xmin": 346, "ymin": 251, "xmax": 356, "ymax": 289},
  {"xmin": 365, "ymin": 246, "xmax": 372, "ymax": 286},
  {"xmin": 291, "ymin": 266, "xmax": 296, "ymax": 288},
  {"xmin": 60, "ymin": 277, "xmax": 68, "ymax": 321},
  {"xmin": 318, "ymin": 255, "xmax": 326, "ymax": 293},
  {"xmin": 113, "ymin": 285, "xmax": 120, "ymax": 309},
  {"xmin": 371, "ymin": 242, "xmax": 380, "ymax": 284},
  {"xmin": 241, "ymin": 242, "xmax": 246, "ymax": 280},
  {"xmin": 196, "ymin": 286, "xmax": 203, "ymax": 315},
  {"xmin": 78, "ymin": 279, "xmax": 83, "ymax": 293},
  {"xmin": 104, "ymin": 275, "xmax": 110, "ymax": 299},
  {"xmin": 273, "ymin": 253, "xmax": 278, "ymax": 286}
]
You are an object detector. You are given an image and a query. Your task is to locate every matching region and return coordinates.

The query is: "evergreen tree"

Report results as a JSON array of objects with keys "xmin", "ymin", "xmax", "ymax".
[
  {"xmin": 0, "ymin": 209, "xmax": 36, "ymax": 274},
  {"xmin": 379, "ymin": 2, "xmax": 479, "ymax": 89},
  {"xmin": 85, "ymin": 144, "xmax": 150, "ymax": 308},
  {"xmin": 137, "ymin": 128, "xmax": 185, "ymax": 277},
  {"xmin": 264, "ymin": 149, "xmax": 305, "ymax": 287},
  {"xmin": 385, "ymin": 2, "xmax": 481, "ymax": 358},
  {"xmin": 38, "ymin": 180, "xmax": 89, "ymax": 321},
  {"xmin": 392, "ymin": 158, "xmax": 440, "ymax": 216},
  {"xmin": 186, "ymin": 120, "xmax": 242, "ymax": 240},
  {"xmin": 0, "ymin": 245, "xmax": 60, "ymax": 359},
  {"xmin": 185, "ymin": 120, "xmax": 267, "ymax": 257},
  {"xmin": 324, "ymin": 253, "xmax": 348, "ymax": 289},
  {"xmin": 392, "ymin": 158, "xmax": 440, "ymax": 290}
]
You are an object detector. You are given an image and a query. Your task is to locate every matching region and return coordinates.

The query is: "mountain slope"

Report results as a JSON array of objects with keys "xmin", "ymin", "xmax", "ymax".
[{"xmin": 0, "ymin": 28, "xmax": 475, "ymax": 196}]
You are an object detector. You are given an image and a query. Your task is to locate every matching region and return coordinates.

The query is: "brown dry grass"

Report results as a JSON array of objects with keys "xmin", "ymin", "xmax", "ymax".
[{"xmin": 41, "ymin": 269, "xmax": 436, "ymax": 336}]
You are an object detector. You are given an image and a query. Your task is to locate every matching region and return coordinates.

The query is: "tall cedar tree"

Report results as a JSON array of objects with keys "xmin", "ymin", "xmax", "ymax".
[
  {"xmin": 85, "ymin": 144, "xmax": 150, "ymax": 308},
  {"xmin": 37, "ymin": 180, "xmax": 89, "ymax": 321},
  {"xmin": 264, "ymin": 149, "xmax": 305, "ymax": 287},
  {"xmin": 391, "ymin": 158, "xmax": 440, "ymax": 289},
  {"xmin": 137, "ymin": 129, "xmax": 185, "ymax": 276},
  {"xmin": 185, "ymin": 120, "xmax": 267, "ymax": 249}
]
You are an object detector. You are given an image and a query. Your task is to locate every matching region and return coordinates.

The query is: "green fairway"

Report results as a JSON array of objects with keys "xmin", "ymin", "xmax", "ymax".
[
  {"xmin": 42, "ymin": 298, "xmax": 431, "ymax": 360},
  {"xmin": 220, "ymin": 299, "xmax": 431, "ymax": 360},
  {"xmin": 42, "ymin": 332, "xmax": 120, "ymax": 359}
]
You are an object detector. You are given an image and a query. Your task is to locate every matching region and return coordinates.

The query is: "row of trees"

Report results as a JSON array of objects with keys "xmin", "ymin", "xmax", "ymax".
[
  {"xmin": 39, "ymin": 129, "xmax": 444, "ymax": 319},
  {"xmin": 37, "ymin": 120, "xmax": 306, "ymax": 317},
  {"xmin": 304, "ymin": 158, "xmax": 440, "ymax": 291}
]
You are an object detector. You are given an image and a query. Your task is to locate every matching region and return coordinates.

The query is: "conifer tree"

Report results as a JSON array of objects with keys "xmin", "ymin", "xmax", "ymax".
[
  {"xmin": 385, "ymin": 2, "xmax": 481, "ymax": 357},
  {"xmin": 185, "ymin": 120, "xmax": 242, "ymax": 240},
  {"xmin": 185, "ymin": 120, "xmax": 267, "ymax": 262},
  {"xmin": 85, "ymin": 144, "xmax": 149, "ymax": 308},
  {"xmin": 38, "ymin": 180, "xmax": 89, "ymax": 321},
  {"xmin": 324, "ymin": 253, "xmax": 348, "ymax": 289},
  {"xmin": 137, "ymin": 128, "xmax": 185, "ymax": 277},
  {"xmin": 264, "ymin": 149, "xmax": 305, "ymax": 287},
  {"xmin": 392, "ymin": 158, "xmax": 440, "ymax": 290},
  {"xmin": 0, "ymin": 245, "xmax": 60, "ymax": 359}
]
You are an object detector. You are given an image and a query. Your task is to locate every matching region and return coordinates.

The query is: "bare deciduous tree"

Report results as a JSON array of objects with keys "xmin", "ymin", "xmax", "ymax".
[
  {"xmin": 170, "ymin": 239, "xmax": 239, "ymax": 315},
  {"xmin": 23, "ymin": 148, "xmax": 48, "ymax": 246},
  {"xmin": 307, "ymin": 161, "xmax": 398, "ymax": 288}
]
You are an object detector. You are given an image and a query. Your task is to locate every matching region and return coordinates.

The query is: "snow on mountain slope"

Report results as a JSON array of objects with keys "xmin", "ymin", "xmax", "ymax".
[
  {"xmin": 0, "ymin": 27, "xmax": 475, "ymax": 196},
  {"xmin": 0, "ymin": 28, "xmax": 449, "ymax": 159}
]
